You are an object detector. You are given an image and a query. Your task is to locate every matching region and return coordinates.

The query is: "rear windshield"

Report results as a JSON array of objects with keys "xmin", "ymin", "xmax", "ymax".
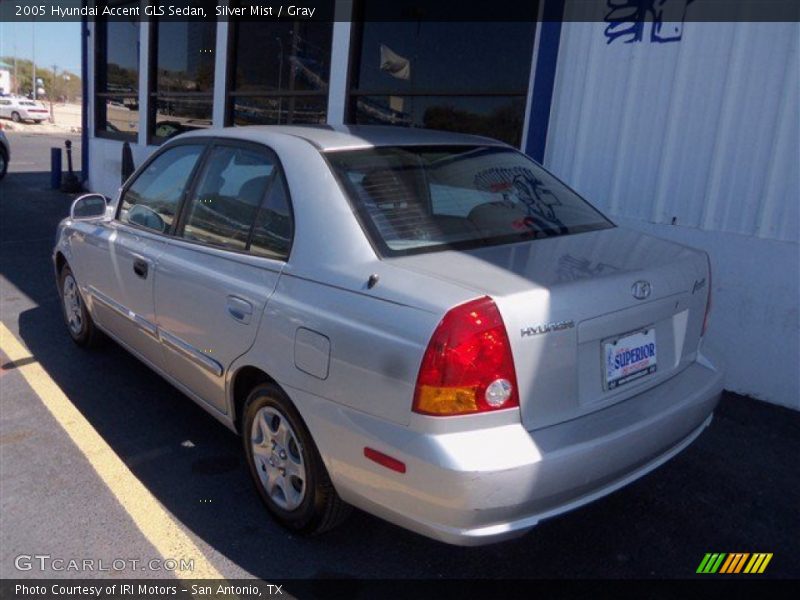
[{"xmin": 326, "ymin": 145, "xmax": 613, "ymax": 256}]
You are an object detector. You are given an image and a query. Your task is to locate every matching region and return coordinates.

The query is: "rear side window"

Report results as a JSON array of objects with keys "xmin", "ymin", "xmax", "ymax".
[
  {"xmin": 326, "ymin": 145, "xmax": 613, "ymax": 256},
  {"xmin": 180, "ymin": 145, "xmax": 275, "ymax": 251},
  {"xmin": 249, "ymin": 169, "xmax": 292, "ymax": 260},
  {"xmin": 119, "ymin": 144, "xmax": 204, "ymax": 233}
]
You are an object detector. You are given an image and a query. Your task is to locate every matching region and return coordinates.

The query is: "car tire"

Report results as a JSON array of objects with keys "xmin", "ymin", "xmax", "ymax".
[
  {"xmin": 243, "ymin": 383, "xmax": 351, "ymax": 535},
  {"xmin": 0, "ymin": 149, "xmax": 7, "ymax": 180},
  {"xmin": 59, "ymin": 265, "xmax": 103, "ymax": 347},
  {"xmin": 11, "ymin": 112, "xmax": 21, "ymax": 123},
  {"xmin": 34, "ymin": 120, "xmax": 43, "ymax": 124}
]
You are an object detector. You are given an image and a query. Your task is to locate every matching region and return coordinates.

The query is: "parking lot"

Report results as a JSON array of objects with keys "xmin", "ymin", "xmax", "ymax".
[{"xmin": 0, "ymin": 132, "xmax": 798, "ymax": 584}]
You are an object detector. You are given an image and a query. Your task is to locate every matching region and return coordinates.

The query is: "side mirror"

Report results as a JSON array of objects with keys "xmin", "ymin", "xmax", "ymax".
[{"xmin": 70, "ymin": 193, "xmax": 109, "ymax": 220}]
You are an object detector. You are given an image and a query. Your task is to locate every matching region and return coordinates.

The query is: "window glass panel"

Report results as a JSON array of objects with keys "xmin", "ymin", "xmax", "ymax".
[
  {"xmin": 151, "ymin": 20, "xmax": 215, "ymax": 142},
  {"xmin": 250, "ymin": 170, "xmax": 293, "ymax": 260},
  {"xmin": 349, "ymin": 6, "xmax": 536, "ymax": 147},
  {"xmin": 353, "ymin": 95, "xmax": 526, "ymax": 147},
  {"xmin": 352, "ymin": 18, "xmax": 535, "ymax": 94},
  {"xmin": 120, "ymin": 145, "xmax": 204, "ymax": 233},
  {"xmin": 230, "ymin": 95, "xmax": 328, "ymax": 126},
  {"xmin": 327, "ymin": 146, "xmax": 612, "ymax": 256},
  {"xmin": 182, "ymin": 146, "xmax": 276, "ymax": 251},
  {"xmin": 232, "ymin": 18, "xmax": 333, "ymax": 93},
  {"xmin": 97, "ymin": 98, "xmax": 140, "ymax": 137},
  {"xmin": 103, "ymin": 16, "xmax": 140, "ymax": 92},
  {"xmin": 95, "ymin": 3, "xmax": 140, "ymax": 139},
  {"xmin": 156, "ymin": 21, "xmax": 216, "ymax": 93},
  {"xmin": 152, "ymin": 97, "xmax": 214, "ymax": 141}
]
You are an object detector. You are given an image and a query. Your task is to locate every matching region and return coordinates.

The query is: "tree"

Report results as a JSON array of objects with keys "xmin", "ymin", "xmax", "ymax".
[{"xmin": 0, "ymin": 56, "xmax": 82, "ymax": 101}]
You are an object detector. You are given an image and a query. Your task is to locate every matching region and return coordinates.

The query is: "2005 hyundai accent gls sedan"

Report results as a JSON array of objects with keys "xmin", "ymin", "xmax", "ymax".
[{"xmin": 54, "ymin": 125, "xmax": 724, "ymax": 545}]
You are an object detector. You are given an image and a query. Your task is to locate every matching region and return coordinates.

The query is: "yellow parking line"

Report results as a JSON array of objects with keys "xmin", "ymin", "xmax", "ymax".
[{"xmin": 0, "ymin": 322, "xmax": 224, "ymax": 579}]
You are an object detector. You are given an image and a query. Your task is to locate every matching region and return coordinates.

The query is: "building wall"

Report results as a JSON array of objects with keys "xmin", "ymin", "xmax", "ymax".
[{"xmin": 545, "ymin": 21, "xmax": 800, "ymax": 409}]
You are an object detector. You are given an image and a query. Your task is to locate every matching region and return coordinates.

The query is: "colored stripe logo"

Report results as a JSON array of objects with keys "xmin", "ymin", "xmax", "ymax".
[{"xmin": 697, "ymin": 553, "xmax": 773, "ymax": 574}]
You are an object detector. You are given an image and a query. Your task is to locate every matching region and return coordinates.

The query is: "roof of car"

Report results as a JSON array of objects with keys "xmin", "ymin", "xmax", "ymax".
[{"xmin": 177, "ymin": 124, "xmax": 509, "ymax": 152}]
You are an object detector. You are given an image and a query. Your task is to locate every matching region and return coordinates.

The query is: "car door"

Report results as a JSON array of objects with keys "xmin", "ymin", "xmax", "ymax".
[
  {"xmin": 154, "ymin": 141, "xmax": 292, "ymax": 414},
  {"xmin": 0, "ymin": 99, "xmax": 10, "ymax": 118},
  {"xmin": 84, "ymin": 142, "xmax": 207, "ymax": 367}
]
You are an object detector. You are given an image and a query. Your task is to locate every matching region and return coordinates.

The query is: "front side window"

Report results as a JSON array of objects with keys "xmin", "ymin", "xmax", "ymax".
[
  {"xmin": 95, "ymin": 2, "xmax": 140, "ymax": 140},
  {"xmin": 180, "ymin": 146, "xmax": 276, "ymax": 251},
  {"xmin": 327, "ymin": 145, "xmax": 613, "ymax": 256},
  {"xmin": 119, "ymin": 144, "xmax": 205, "ymax": 233}
]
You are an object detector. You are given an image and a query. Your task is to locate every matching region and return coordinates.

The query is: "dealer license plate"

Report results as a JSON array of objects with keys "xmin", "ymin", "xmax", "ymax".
[{"xmin": 604, "ymin": 328, "xmax": 657, "ymax": 390}]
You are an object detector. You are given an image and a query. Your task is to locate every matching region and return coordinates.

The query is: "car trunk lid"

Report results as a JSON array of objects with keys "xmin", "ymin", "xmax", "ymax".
[{"xmin": 390, "ymin": 227, "xmax": 710, "ymax": 429}]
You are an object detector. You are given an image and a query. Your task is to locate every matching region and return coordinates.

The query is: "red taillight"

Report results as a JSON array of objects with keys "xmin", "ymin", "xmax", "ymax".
[
  {"xmin": 413, "ymin": 296, "xmax": 519, "ymax": 416},
  {"xmin": 701, "ymin": 256, "xmax": 712, "ymax": 337}
]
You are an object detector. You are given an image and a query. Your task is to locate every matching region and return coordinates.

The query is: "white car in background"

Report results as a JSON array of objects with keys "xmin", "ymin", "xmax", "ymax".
[{"xmin": 0, "ymin": 97, "xmax": 50, "ymax": 123}]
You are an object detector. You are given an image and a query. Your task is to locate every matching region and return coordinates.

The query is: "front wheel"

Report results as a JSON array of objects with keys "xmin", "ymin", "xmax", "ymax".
[
  {"xmin": 242, "ymin": 384, "xmax": 351, "ymax": 535},
  {"xmin": 11, "ymin": 112, "xmax": 21, "ymax": 123},
  {"xmin": 59, "ymin": 266, "xmax": 102, "ymax": 347}
]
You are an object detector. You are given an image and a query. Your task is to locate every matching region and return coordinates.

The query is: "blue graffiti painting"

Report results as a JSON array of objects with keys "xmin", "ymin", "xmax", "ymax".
[{"xmin": 605, "ymin": 0, "xmax": 695, "ymax": 44}]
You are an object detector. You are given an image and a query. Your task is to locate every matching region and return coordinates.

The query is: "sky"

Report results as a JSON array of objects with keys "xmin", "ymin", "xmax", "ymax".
[{"xmin": 0, "ymin": 21, "xmax": 81, "ymax": 73}]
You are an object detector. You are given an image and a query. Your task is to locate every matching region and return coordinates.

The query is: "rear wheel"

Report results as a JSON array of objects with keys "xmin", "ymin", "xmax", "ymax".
[
  {"xmin": 59, "ymin": 266, "xmax": 102, "ymax": 347},
  {"xmin": 242, "ymin": 383, "xmax": 351, "ymax": 535},
  {"xmin": 11, "ymin": 112, "xmax": 21, "ymax": 123}
]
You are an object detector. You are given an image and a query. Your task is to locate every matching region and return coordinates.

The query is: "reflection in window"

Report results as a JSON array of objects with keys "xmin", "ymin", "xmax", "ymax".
[
  {"xmin": 182, "ymin": 146, "xmax": 276, "ymax": 251},
  {"xmin": 356, "ymin": 96, "xmax": 527, "ymax": 148},
  {"xmin": 151, "ymin": 20, "xmax": 216, "ymax": 142},
  {"xmin": 120, "ymin": 145, "xmax": 205, "ymax": 233},
  {"xmin": 228, "ymin": 9, "xmax": 333, "ymax": 125},
  {"xmin": 348, "ymin": 5, "xmax": 536, "ymax": 146},
  {"xmin": 95, "ymin": 2, "xmax": 140, "ymax": 140},
  {"xmin": 250, "ymin": 170, "xmax": 293, "ymax": 260},
  {"xmin": 327, "ymin": 145, "xmax": 612, "ymax": 256}
]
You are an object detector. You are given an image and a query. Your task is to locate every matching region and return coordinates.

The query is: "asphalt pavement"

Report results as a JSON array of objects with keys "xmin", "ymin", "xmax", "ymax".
[{"xmin": 0, "ymin": 132, "xmax": 798, "ymax": 584}]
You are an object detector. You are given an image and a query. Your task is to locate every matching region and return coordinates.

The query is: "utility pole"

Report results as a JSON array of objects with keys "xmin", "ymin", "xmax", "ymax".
[
  {"xmin": 13, "ymin": 42, "xmax": 18, "ymax": 95},
  {"xmin": 32, "ymin": 19, "xmax": 36, "ymax": 99},
  {"xmin": 50, "ymin": 64, "xmax": 57, "ymax": 123}
]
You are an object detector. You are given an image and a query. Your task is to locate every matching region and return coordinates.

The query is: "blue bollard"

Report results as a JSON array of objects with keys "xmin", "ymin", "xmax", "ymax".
[{"xmin": 50, "ymin": 147, "xmax": 62, "ymax": 190}]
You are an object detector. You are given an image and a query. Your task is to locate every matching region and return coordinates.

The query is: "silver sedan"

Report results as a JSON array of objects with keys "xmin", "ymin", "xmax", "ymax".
[{"xmin": 53, "ymin": 125, "xmax": 723, "ymax": 545}]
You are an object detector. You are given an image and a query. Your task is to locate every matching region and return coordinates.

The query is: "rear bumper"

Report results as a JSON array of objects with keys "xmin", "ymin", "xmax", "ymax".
[{"xmin": 291, "ymin": 346, "xmax": 724, "ymax": 546}]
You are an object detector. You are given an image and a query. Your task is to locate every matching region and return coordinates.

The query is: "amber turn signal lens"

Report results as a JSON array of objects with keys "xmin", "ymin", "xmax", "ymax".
[{"xmin": 414, "ymin": 385, "xmax": 479, "ymax": 415}]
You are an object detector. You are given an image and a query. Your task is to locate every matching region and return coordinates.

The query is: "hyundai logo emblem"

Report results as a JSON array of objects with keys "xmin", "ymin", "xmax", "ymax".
[{"xmin": 632, "ymin": 280, "xmax": 652, "ymax": 300}]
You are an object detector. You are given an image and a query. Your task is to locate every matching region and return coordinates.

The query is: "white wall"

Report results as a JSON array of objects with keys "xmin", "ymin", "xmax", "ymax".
[
  {"xmin": 88, "ymin": 137, "xmax": 156, "ymax": 199},
  {"xmin": 0, "ymin": 69, "xmax": 10, "ymax": 95},
  {"xmin": 546, "ymin": 21, "xmax": 800, "ymax": 409}
]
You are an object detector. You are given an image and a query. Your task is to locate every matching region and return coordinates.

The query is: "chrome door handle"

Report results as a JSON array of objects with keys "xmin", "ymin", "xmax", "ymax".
[{"xmin": 226, "ymin": 295, "xmax": 253, "ymax": 324}]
